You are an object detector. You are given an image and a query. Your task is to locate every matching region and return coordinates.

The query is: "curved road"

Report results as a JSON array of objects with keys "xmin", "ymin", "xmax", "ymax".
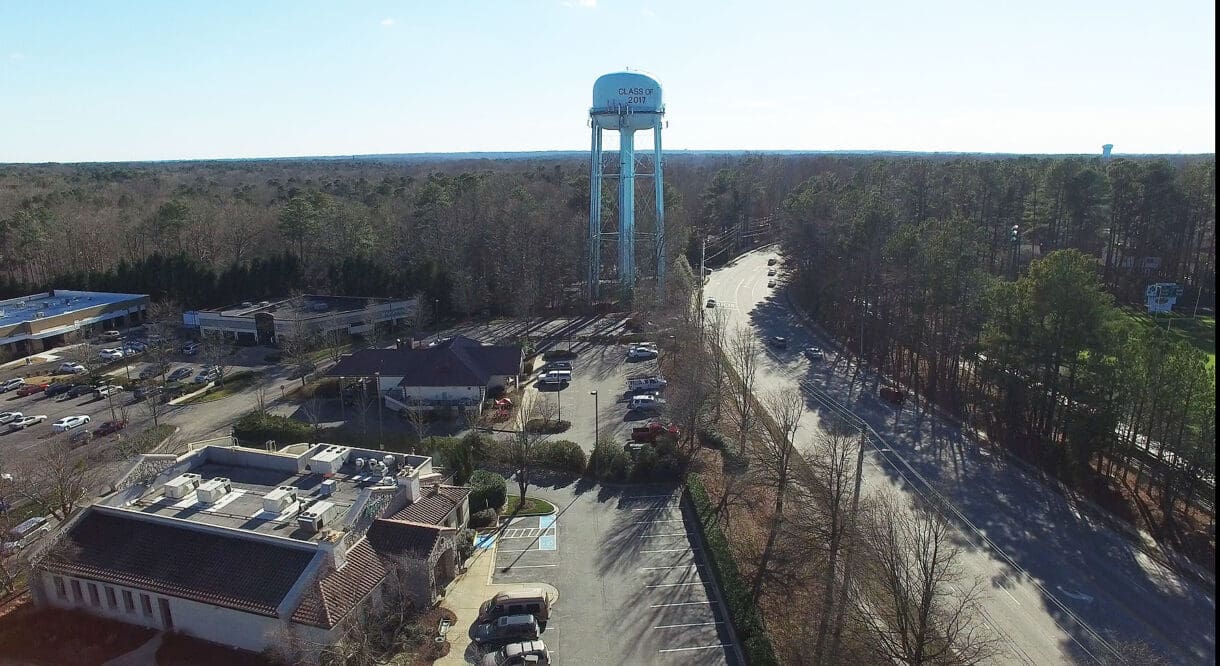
[{"xmin": 704, "ymin": 248, "xmax": 1215, "ymax": 665}]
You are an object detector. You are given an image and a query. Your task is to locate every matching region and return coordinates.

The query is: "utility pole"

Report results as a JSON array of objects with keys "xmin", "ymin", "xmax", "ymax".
[{"xmin": 698, "ymin": 236, "xmax": 707, "ymax": 329}]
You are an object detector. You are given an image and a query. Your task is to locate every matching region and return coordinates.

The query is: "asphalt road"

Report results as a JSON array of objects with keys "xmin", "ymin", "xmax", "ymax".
[
  {"xmin": 489, "ymin": 479, "xmax": 740, "ymax": 666},
  {"xmin": 703, "ymin": 247, "xmax": 1216, "ymax": 665}
]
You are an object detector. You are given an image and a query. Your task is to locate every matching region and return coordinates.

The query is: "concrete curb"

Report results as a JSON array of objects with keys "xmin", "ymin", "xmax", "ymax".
[
  {"xmin": 782, "ymin": 285, "xmax": 1216, "ymax": 591},
  {"xmin": 679, "ymin": 488, "xmax": 750, "ymax": 666}
]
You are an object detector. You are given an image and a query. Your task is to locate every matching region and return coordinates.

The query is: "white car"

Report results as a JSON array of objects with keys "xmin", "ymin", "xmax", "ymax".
[
  {"xmin": 627, "ymin": 346, "xmax": 658, "ymax": 360},
  {"xmin": 98, "ymin": 348, "xmax": 125, "ymax": 360},
  {"xmin": 51, "ymin": 415, "xmax": 91, "ymax": 432},
  {"xmin": 629, "ymin": 394, "xmax": 665, "ymax": 411},
  {"xmin": 57, "ymin": 362, "xmax": 88, "ymax": 375},
  {"xmin": 9, "ymin": 415, "xmax": 46, "ymax": 430},
  {"xmin": 193, "ymin": 370, "xmax": 219, "ymax": 384},
  {"xmin": 0, "ymin": 411, "xmax": 23, "ymax": 425},
  {"xmin": 0, "ymin": 378, "xmax": 25, "ymax": 392}
]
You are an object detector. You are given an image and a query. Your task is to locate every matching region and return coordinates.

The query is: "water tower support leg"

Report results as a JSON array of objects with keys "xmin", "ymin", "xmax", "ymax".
[
  {"xmin": 653, "ymin": 119, "xmax": 665, "ymax": 292},
  {"xmin": 619, "ymin": 128, "xmax": 636, "ymax": 298},
  {"xmin": 589, "ymin": 126, "xmax": 603, "ymax": 301}
]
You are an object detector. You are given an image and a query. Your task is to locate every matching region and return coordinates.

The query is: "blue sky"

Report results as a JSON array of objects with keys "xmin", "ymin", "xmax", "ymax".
[{"xmin": 1, "ymin": 0, "xmax": 1214, "ymax": 162}]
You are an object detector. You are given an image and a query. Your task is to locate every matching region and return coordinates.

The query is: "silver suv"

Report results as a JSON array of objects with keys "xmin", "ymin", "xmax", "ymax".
[{"xmin": 480, "ymin": 640, "xmax": 550, "ymax": 666}]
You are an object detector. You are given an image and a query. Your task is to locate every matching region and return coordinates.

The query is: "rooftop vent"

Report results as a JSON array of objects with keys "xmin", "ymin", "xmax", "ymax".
[
  {"xmin": 163, "ymin": 473, "xmax": 202, "ymax": 499},
  {"xmin": 262, "ymin": 485, "xmax": 299, "ymax": 514},
  {"xmin": 319, "ymin": 479, "xmax": 337, "ymax": 497},
  {"xmin": 196, "ymin": 477, "xmax": 233, "ymax": 504}
]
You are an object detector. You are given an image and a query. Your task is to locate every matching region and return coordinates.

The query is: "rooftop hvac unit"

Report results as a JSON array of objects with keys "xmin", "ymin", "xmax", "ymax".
[
  {"xmin": 262, "ymin": 485, "xmax": 299, "ymax": 513},
  {"xmin": 164, "ymin": 473, "xmax": 202, "ymax": 499},
  {"xmin": 309, "ymin": 445, "xmax": 351, "ymax": 474},
  {"xmin": 197, "ymin": 477, "xmax": 233, "ymax": 504},
  {"xmin": 382, "ymin": 455, "xmax": 396, "ymax": 471},
  {"xmin": 298, "ymin": 500, "xmax": 337, "ymax": 532},
  {"xmin": 319, "ymin": 479, "xmax": 337, "ymax": 497},
  {"xmin": 355, "ymin": 458, "xmax": 365, "ymax": 469}
]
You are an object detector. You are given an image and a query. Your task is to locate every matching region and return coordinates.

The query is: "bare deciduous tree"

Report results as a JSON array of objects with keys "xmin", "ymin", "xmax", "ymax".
[
  {"xmin": 750, "ymin": 388, "xmax": 804, "ymax": 603},
  {"xmin": 856, "ymin": 495, "xmax": 1003, "ymax": 666},
  {"xmin": 510, "ymin": 393, "xmax": 558, "ymax": 503},
  {"xmin": 727, "ymin": 324, "xmax": 761, "ymax": 454},
  {"xmin": 198, "ymin": 329, "xmax": 232, "ymax": 386},
  {"xmin": 704, "ymin": 307, "xmax": 730, "ymax": 423},
  {"xmin": 2, "ymin": 440, "xmax": 99, "ymax": 521}
]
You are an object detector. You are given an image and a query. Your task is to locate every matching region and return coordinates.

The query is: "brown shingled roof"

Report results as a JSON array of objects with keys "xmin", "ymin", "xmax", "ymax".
[
  {"xmin": 290, "ymin": 519, "xmax": 447, "ymax": 628},
  {"xmin": 43, "ymin": 509, "xmax": 317, "ymax": 618},
  {"xmin": 388, "ymin": 485, "xmax": 471, "ymax": 525}
]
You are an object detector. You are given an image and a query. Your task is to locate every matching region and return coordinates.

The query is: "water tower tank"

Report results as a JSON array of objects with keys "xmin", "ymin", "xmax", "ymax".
[{"xmin": 591, "ymin": 72, "xmax": 664, "ymax": 130}]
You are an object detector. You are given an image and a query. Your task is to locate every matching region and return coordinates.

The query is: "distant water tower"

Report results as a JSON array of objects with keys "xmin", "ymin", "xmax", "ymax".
[
  {"xmin": 588, "ymin": 71, "xmax": 666, "ymax": 301},
  {"xmin": 1102, "ymin": 143, "xmax": 1114, "ymax": 160}
]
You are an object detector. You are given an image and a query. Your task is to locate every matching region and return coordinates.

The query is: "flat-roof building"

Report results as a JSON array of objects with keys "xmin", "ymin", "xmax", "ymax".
[
  {"xmin": 185, "ymin": 294, "xmax": 415, "ymax": 346},
  {"xmin": 30, "ymin": 443, "xmax": 469, "ymax": 656},
  {"xmin": 0, "ymin": 290, "xmax": 149, "ymax": 358}
]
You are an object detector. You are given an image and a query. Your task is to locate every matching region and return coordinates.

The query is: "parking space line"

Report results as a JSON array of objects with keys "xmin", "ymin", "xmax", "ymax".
[
  {"xmin": 640, "ymin": 533, "xmax": 690, "ymax": 538},
  {"xmin": 634, "ymin": 518, "xmax": 685, "ymax": 524},
  {"xmin": 659, "ymin": 644, "xmax": 733, "ymax": 653},
  {"xmin": 496, "ymin": 548, "xmax": 536, "ymax": 553},
  {"xmin": 641, "ymin": 548, "xmax": 696, "ymax": 553},
  {"xmin": 649, "ymin": 601, "xmax": 715, "ymax": 608},
  {"xmin": 654, "ymin": 622, "xmax": 724, "ymax": 629},
  {"xmin": 506, "ymin": 564, "xmax": 557, "ymax": 568},
  {"xmin": 623, "ymin": 494, "xmax": 680, "ymax": 499}
]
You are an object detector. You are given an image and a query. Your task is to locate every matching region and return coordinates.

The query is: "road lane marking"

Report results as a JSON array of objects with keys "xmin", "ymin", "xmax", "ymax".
[
  {"xmin": 654, "ymin": 622, "xmax": 723, "ymax": 629},
  {"xmin": 505, "ymin": 564, "xmax": 557, "ymax": 568},
  {"xmin": 1003, "ymin": 588, "xmax": 1022, "ymax": 605}
]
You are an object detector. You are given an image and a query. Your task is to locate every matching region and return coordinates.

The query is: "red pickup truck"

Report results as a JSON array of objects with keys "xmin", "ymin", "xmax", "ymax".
[{"xmin": 631, "ymin": 422, "xmax": 681, "ymax": 442}]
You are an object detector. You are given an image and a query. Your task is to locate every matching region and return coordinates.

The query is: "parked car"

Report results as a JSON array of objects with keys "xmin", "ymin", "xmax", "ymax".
[
  {"xmin": 181, "ymin": 341, "xmax": 200, "ymax": 356},
  {"xmin": 480, "ymin": 640, "xmax": 551, "ymax": 666},
  {"xmin": 542, "ymin": 360, "xmax": 573, "ymax": 372},
  {"xmin": 536, "ymin": 370, "xmax": 571, "ymax": 386},
  {"xmin": 768, "ymin": 336, "xmax": 788, "ymax": 349},
  {"xmin": 631, "ymin": 421, "xmax": 680, "ymax": 442},
  {"xmin": 626, "ymin": 346, "xmax": 658, "ymax": 360},
  {"xmin": 94, "ymin": 385, "xmax": 121, "ymax": 399},
  {"xmin": 44, "ymin": 382, "xmax": 77, "ymax": 398},
  {"xmin": 67, "ymin": 384, "xmax": 95, "ymax": 398},
  {"xmin": 471, "ymin": 614, "xmax": 541, "ymax": 649},
  {"xmin": 16, "ymin": 383, "xmax": 49, "ymax": 397},
  {"xmin": 0, "ymin": 378, "xmax": 25, "ymax": 392},
  {"xmin": 100, "ymin": 330, "xmax": 122, "ymax": 342},
  {"xmin": 193, "ymin": 370, "xmax": 219, "ymax": 384},
  {"xmin": 803, "ymin": 346, "xmax": 824, "ymax": 360},
  {"xmin": 57, "ymin": 362, "xmax": 87, "ymax": 375},
  {"xmin": 68, "ymin": 429, "xmax": 91, "ymax": 446},
  {"xmin": 98, "ymin": 348, "xmax": 125, "ymax": 361},
  {"xmin": 626, "ymin": 376, "xmax": 667, "ymax": 392},
  {"xmin": 629, "ymin": 394, "xmax": 665, "ymax": 412},
  {"xmin": 9, "ymin": 414, "xmax": 46, "ymax": 430},
  {"xmin": 51, "ymin": 415, "xmax": 91, "ymax": 432},
  {"xmin": 167, "ymin": 367, "xmax": 192, "ymax": 382},
  {"xmin": 0, "ymin": 411, "xmax": 23, "ymax": 425},
  {"xmin": 125, "ymin": 341, "xmax": 147, "ymax": 352},
  {"xmin": 705, "ymin": 298, "xmax": 717, "ymax": 308},
  {"xmin": 131, "ymin": 385, "xmax": 163, "ymax": 402},
  {"xmin": 139, "ymin": 363, "xmax": 170, "ymax": 380},
  {"xmin": 1, "ymin": 516, "xmax": 51, "ymax": 556},
  {"xmin": 94, "ymin": 419, "xmax": 128, "ymax": 436}
]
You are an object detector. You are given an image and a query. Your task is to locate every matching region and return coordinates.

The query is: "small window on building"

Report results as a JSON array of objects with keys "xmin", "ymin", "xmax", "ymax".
[
  {"xmin": 87, "ymin": 583, "xmax": 100, "ymax": 607},
  {"xmin": 70, "ymin": 579, "xmax": 83, "ymax": 603},
  {"xmin": 105, "ymin": 586, "xmax": 117, "ymax": 610},
  {"xmin": 53, "ymin": 576, "xmax": 67, "ymax": 601},
  {"xmin": 141, "ymin": 594, "xmax": 153, "ymax": 617},
  {"xmin": 123, "ymin": 590, "xmax": 135, "ymax": 613}
]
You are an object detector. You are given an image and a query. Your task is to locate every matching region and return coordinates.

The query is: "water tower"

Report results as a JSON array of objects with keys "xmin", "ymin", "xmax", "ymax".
[
  {"xmin": 588, "ymin": 71, "xmax": 666, "ymax": 301},
  {"xmin": 1102, "ymin": 143, "xmax": 1114, "ymax": 160}
]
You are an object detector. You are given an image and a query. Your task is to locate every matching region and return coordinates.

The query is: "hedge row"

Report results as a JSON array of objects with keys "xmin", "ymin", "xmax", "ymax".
[
  {"xmin": 233, "ymin": 411, "xmax": 312, "ymax": 443},
  {"xmin": 532, "ymin": 440, "xmax": 587, "ymax": 473},
  {"xmin": 685, "ymin": 474, "xmax": 778, "ymax": 666}
]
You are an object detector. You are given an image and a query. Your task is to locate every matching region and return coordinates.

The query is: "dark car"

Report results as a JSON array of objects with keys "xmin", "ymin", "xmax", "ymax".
[
  {"xmin": 768, "ymin": 336, "xmax": 788, "ymax": 349},
  {"xmin": 543, "ymin": 360, "xmax": 573, "ymax": 372},
  {"xmin": 132, "ymin": 386, "xmax": 163, "ymax": 402},
  {"xmin": 67, "ymin": 384, "xmax": 96, "ymax": 398},
  {"xmin": 139, "ymin": 364, "xmax": 169, "ymax": 380},
  {"xmin": 471, "ymin": 614, "xmax": 541, "ymax": 649},
  {"xmin": 94, "ymin": 419, "xmax": 128, "ymax": 436},
  {"xmin": 167, "ymin": 367, "xmax": 192, "ymax": 382},
  {"xmin": 44, "ymin": 382, "xmax": 78, "ymax": 398}
]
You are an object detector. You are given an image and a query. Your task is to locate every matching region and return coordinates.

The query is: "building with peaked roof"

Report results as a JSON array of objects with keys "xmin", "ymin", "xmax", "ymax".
[
  {"xmin": 30, "ymin": 443, "xmax": 470, "ymax": 656},
  {"xmin": 326, "ymin": 335, "xmax": 522, "ymax": 416}
]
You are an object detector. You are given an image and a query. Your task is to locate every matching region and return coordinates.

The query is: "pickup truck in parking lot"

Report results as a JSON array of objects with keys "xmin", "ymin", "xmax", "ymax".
[
  {"xmin": 626, "ymin": 375, "xmax": 667, "ymax": 391},
  {"xmin": 631, "ymin": 421, "xmax": 680, "ymax": 442}
]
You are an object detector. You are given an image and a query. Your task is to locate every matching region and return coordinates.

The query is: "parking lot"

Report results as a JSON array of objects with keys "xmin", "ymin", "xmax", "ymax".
[
  {"xmin": 487, "ymin": 483, "xmax": 740, "ymax": 665},
  {"xmin": 527, "ymin": 344, "xmax": 666, "ymax": 452}
]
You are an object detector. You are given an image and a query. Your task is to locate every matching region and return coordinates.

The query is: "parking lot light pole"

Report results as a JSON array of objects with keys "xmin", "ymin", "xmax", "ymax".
[
  {"xmin": 590, "ymin": 391, "xmax": 599, "ymax": 446},
  {"xmin": 375, "ymin": 372, "xmax": 384, "ymax": 450},
  {"xmin": 556, "ymin": 386, "xmax": 562, "ymax": 424}
]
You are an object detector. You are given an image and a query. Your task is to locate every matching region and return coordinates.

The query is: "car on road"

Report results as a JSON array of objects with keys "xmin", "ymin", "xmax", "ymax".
[
  {"xmin": 44, "ymin": 382, "xmax": 78, "ymax": 398},
  {"xmin": 767, "ymin": 267, "xmax": 777, "ymax": 276},
  {"xmin": 57, "ymin": 362, "xmax": 87, "ymax": 375},
  {"xmin": 768, "ymin": 336, "xmax": 788, "ymax": 349},
  {"xmin": 705, "ymin": 298, "xmax": 717, "ymax": 308},
  {"xmin": 0, "ymin": 378, "xmax": 25, "ymax": 392},
  {"xmin": 167, "ymin": 367, "xmax": 192, "ymax": 382},
  {"xmin": 480, "ymin": 640, "xmax": 551, "ymax": 666},
  {"xmin": 51, "ymin": 415, "xmax": 91, "ymax": 432},
  {"xmin": 767, "ymin": 257, "xmax": 777, "ymax": 266},
  {"xmin": 0, "ymin": 412, "xmax": 23, "ymax": 425},
  {"xmin": 16, "ymin": 383, "xmax": 49, "ymax": 397},
  {"xmin": 9, "ymin": 415, "xmax": 46, "ymax": 430},
  {"xmin": 471, "ymin": 614, "xmax": 541, "ymax": 649},
  {"xmin": 767, "ymin": 279, "xmax": 776, "ymax": 288},
  {"xmin": 94, "ymin": 419, "xmax": 128, "ymax": 436},
  {"xmin": 804, "ymin": 346, "xmax": 824, "ymax": 360},
  {"xmin": 626, "ymin": 345, "xmax": 658, "ymax": 360},
  {"xmin": 98, "ymin": 348, "xmax": 125, "ymax": 361}
]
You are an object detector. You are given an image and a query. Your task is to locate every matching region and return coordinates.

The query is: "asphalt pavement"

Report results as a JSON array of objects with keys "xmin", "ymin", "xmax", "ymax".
[{"xmin": 702, "ymin": 247, "xmax": 1216, "ymax": 665}]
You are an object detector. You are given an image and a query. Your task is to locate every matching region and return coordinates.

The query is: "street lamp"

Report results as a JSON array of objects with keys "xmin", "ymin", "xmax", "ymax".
[
  {"xmin": 590, "ymin": 390, "xmax": 599, "ymax": 446},
  {"xmin": 375, "ymin": 371, "xmax": 384, "ymax": 450},
  {"xmin": 1010, "ymin": 224, "xmax": 1020, "ymax": 280}
]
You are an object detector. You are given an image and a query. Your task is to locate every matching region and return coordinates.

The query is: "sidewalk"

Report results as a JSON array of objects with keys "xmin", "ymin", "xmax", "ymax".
[{"xmin": 436, "ymin": 530, "xmax": 559, "ymax": 666}]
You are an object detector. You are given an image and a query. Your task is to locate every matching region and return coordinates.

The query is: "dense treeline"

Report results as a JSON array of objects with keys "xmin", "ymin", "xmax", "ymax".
[{"xmin": 777, "ymin": 156, "xmax": 1216, "ymax": 555}]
